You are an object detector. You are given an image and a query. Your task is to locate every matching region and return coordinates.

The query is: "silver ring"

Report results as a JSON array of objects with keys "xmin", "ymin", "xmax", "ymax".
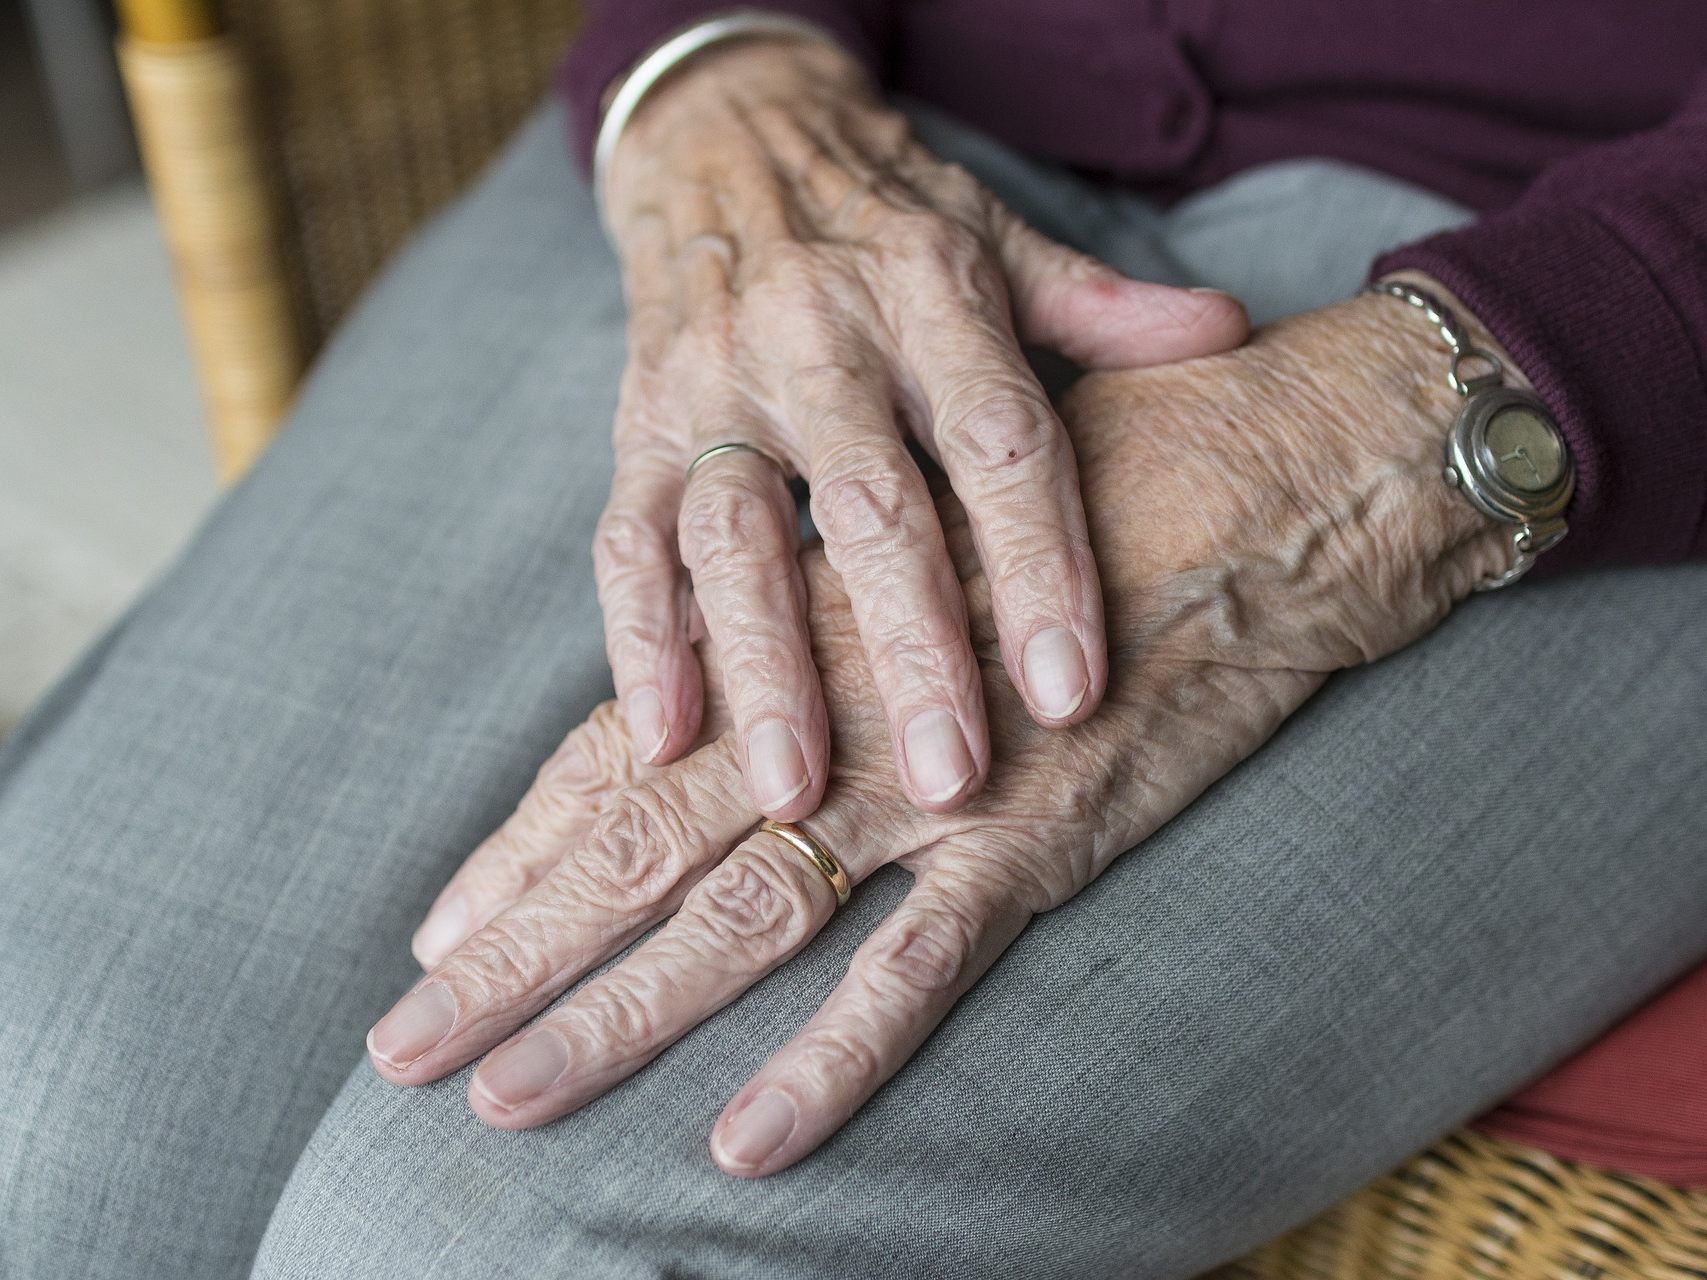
[{"xmin": 684, "ymin": 441, "xmax": 784, "ymax": 484}]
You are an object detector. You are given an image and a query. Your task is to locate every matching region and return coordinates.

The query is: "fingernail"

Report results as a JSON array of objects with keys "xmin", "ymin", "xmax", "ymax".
[
  {"xmin": 1023, "ymin": 626, "xmax": 1089, "ymax": 719},
  {"xmin": 1189, "ymin": 286, "xmax": 1234, "ymax": 297},
  {"xmin": 903, "ymin": 708, "xmax": 975, "ymax": 803},
  {"xmin": 367, "ymin": 981, "xmax": 456, "ymax": 1068},
  {"xmin": 411, "ymin": 896, "xmax": 469, "ymax": 968},
  {"xmin": 472, "ymin": 1032, "xmax": 569, "ymax": 1109},
  {"xmin": 715, "ymin": 1090, "xmax": 797, "ymax": 1170},
  {"xmin": 627, "ymin": 688, "xmax": 669, "ymax": 762},
  {"xmin": 748, "ymin": 717, "xmax": 808, "ymax": 811}
]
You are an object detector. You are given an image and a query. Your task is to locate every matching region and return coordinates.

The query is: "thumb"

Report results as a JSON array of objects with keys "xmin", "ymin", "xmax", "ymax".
[{"xmin": 998, "ymin": 218, "xmax": 1249, "ymax": 368}]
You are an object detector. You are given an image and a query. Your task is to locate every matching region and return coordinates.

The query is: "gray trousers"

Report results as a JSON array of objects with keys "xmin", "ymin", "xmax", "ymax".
[{"xmin": 1, "ymin": 102, "xmax": 1704, "ymax": 1280}]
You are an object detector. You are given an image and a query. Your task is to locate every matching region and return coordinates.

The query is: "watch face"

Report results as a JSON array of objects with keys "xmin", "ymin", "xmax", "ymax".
[
  {"xmin": 1450, "ymin": 387, "xmax": 1573, "ymax": 524},
  {"xmin": 1479, "ymin": 403, "xmax": 1566, "ymax": 494}
]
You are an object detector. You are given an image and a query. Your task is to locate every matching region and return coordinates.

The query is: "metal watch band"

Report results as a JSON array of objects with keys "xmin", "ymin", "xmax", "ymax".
[
  {"xmin": 1365, "ymin": 280, "xmax": 1573, "ymax": 591},
  {"xmin": 592, "ymin": 11, "xmax": 841, "ymax": 236}
]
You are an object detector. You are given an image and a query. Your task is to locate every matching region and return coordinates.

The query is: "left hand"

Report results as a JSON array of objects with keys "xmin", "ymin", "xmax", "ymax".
[
  {"xmin": 378, "ymin": 288, "xmax": 1513, "ymax": 1176},
  {"xmin": 594, "ymin": 35, "xmax": 1249, "ymax": 819}
]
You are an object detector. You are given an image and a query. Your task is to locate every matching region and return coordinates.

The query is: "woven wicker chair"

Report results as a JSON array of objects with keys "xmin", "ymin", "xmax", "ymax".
[
  {"xmin": 116, "ymin": 0, "xmax": 582, "ymax": 477},
  {"xmin": 114, "ymin": 3, "xmax": 1707, "ymax": 1275},
  {"xmin": 1215, "ymin": 1131, "xmax": 1707, "ymax": 1280}
]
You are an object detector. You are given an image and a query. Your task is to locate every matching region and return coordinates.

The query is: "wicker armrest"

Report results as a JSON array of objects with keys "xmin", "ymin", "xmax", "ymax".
[
  {"xmin": 1216, "ymin": 1130, "xmax": 1707, "ymax": 1279},
  {"xmin": 119, "ymin": 0, "xmax": 582, "ymax": 477}
]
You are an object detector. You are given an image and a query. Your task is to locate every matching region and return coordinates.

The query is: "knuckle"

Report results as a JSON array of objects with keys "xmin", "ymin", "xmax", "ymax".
[
  {"xmin": 534, "ymin": 752, "xmax": 597, "ymax": 802},
  {"xmin": 865, "ymin": 909, "xmax": 975, "ymax": 995},
  {"xmin": 714, "ymin": 613, "xmax": 805, "ymax": 685},
  {"xmin": 602, "ymin": 619, "xmax": 665, "ymax": 675},
  {"xmin": 869, "ymin": 111, "xmax": 915, "ymax": 161},
  {"xmin": 578, "ymin": 792, "xmax": 693, "ymax": 911},
  {"xmin": 533, "ymin": 747, "xmax": 599, "ymax": 806},
  {"xmin": 665, "ymin": 322, "xmax": 730, "ymax": 379},
  {"xmin": 809, "ymin": 462, "xmax": 920, "ymax": 556},
  {"xmin": 512, "ymin": 783, "xmax": 587, "ymax": 848},
  {"xmin": 889, "ymin": 209, "xmax": 981, "ymax": 271},
  {"xmin": 594, "ymin": 508, "xmax": 671, "ymax": 578},
  {"xmin": 453, "ymin": 912, "xmax": 559, "ymax": 998},
  {"xmin": 601, "ymin": 614, "xmax": 671, "ymax": 673},
  {"xmin": 721, "ymin": 640, "xmax": 810, "ymax": 704},
  {"xmin": 802, "ymin": 1022, "xmax": 886, "ymax": 1087},
  {"xmin": 583, "ymin": 701, "xmax": 640, "ymax": 776},
  {"xmin": 688, "ymin": 856, "xmax": 815, "ymax": 952},
  {"xmin": 533, "ymin": 704, "xmax": 633, "ymax": 805},
  {"xmin": 930, "ymin": 161, "xmax": 984, "ymax": 208},
  {"xmin": 614, "ymin": 364, "xmax": 664, "ymax": 422},
  {"xmin": 679, "ymin": 472, "xmax": 787, "ymax": 575},
  {"xmin": 678, "ymin": 229, "xmax": 738, "ymax": 274},
  {"xmin": 988, "ymin": 529, "xmax": 1086, "ymax": 605},
  {"xmin": 869, "ymin": 605, "xmax": 968, "ymax": 680},
  {"xmin": 750, "ymin": 241, "xmax": 836, "ymax": 303},
  {"xmin": 939, "ymin": 392, "xmax": 1060, "ymax": 473},
  {"xmin": 1023, "ymin": 229, "xmax": 1107, "ymax": 286},
  {"xmin": 580, "ymin": 980, "xmax": 660, "ymax": 1049},
  {"xmin": 456, "ymin": 833, "xmax": 546, "ymax": 908},
  {"xmin": 785, "ymin": 353, "xmax": 880, "ymax": 411}
]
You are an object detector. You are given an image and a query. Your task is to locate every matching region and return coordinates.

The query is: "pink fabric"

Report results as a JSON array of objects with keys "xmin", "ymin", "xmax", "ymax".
[{"xmin": 1478, "ymin": 965, "xmax": 1707, "ymax": 1187}]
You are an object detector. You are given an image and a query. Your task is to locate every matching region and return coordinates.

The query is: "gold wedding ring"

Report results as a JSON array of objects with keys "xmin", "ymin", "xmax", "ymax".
[
  {"xmin": 759, "ymin": 819, "xmax": 851, "ymax": 907},
  {"xmin": 684, "ymin": 441, "xmax": 784, "ymax": 484}
]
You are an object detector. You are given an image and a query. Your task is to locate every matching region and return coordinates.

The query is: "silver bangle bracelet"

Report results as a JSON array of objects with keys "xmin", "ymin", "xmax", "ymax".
[{"xmin": 592, "ymin": 10, "xmax": 841, "ymax": 236}]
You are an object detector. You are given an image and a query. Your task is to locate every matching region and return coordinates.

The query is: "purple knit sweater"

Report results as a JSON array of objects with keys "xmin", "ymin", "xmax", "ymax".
[{"xmin": 562, "ymin": 1, "xmax": 1707, "ymax": 571}]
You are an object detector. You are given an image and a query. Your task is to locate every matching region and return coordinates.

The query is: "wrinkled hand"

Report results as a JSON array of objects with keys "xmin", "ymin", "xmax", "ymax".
[
  {"xmin": 595, "ymin": 35, "xmax": 1247, "ymax": 818},
  {"xmin": 382, "ymin": 289, "xmax": 1511, "ymax": 1175}
]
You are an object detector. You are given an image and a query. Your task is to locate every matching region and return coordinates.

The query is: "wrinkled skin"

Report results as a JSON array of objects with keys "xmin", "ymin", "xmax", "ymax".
[
  {"xmin": 374, "ymin": 289, "xmax": 1513, "ymax": 1178},
  {"xmin": 594, "ymin": 37, "xmax": 1248, "ymax": 819}
]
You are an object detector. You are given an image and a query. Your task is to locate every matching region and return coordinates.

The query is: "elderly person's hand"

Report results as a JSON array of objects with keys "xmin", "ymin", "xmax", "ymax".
[
  {"xmin": 382, "ymin": 284, "xmax": 1512, "ymax": 1174},
  {"xmin": 594, "ymin": 33, "xmax": 1249, "ymax": 819}
]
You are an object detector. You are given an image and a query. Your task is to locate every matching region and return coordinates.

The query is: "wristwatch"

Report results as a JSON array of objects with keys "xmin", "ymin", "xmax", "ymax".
[{"xmin": 1366, "ymin": 280, "xmax": 1574, "ymax": 590}]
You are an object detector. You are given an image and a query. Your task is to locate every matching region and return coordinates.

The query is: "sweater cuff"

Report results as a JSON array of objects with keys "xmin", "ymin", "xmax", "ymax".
[
  {"xmin": 1375, "ymin": 208, "xmax": 1707, "ymax": 572},
  {"xmin": 559, "ymin": 2, "xmax": 884, "ymax": 175}
]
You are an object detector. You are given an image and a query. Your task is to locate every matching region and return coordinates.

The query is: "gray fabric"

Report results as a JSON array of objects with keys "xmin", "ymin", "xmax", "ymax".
[{"xmin": 0, "ymin": 101, "xmax": 1702, "ymax": 1280}]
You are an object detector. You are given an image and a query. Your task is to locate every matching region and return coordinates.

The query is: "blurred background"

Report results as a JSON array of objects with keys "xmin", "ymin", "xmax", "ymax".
[
  {"xmin": 1, "ymin": 0, "xmax": 214, "ymax": 735},
  {"xmin": 0, "ymin": 0, "xmax": 580, "ymax": 739}
]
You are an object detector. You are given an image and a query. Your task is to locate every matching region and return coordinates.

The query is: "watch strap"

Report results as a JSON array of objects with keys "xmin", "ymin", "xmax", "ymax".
[{"xmin": 1366, "ymin": 280, "xmax": 1574, "ymax": 591}]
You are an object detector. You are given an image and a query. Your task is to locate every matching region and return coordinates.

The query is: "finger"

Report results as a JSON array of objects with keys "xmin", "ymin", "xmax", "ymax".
[
  {"xmin": 996, "ymin": 216, "xmax": 1249, "ymax": 369},
  {"xmin": 710, "ymin": 854, "xmax": 1031, "ymax": 1177},
  {"xmin": 904, "ymin": 300, "xmax": 1106, "ymax": 729},
  {"xmin": 466, "ymin": 794, "xmax": 914, "ymax": 1129},
  {"xmin": 367, "ymin": 738, "xmax": 755, "ymax": 1086},
  {"xmin": 796, "ymin": 366, "xmax": 988, "ymax": 811},
  {"xmin": 677, "ymin": 438, "xmax": 829, "ymax": 822},
  {"xmin": 594, "ymin": 446, "xmax": 704, "ymax": 767},
  {"xmin": 411, "ymin": 702, "xmax": 642, "ymax": 969}
]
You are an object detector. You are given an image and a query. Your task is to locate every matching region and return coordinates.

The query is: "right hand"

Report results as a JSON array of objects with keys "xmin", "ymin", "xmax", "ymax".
[
  {"xmin": 395, "ymin": 298, "xmax": 1509, "ymax": 1171},
  {"xmin": 593, "ymin": 34, "xmax": 1249, "ymax": 820}
]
